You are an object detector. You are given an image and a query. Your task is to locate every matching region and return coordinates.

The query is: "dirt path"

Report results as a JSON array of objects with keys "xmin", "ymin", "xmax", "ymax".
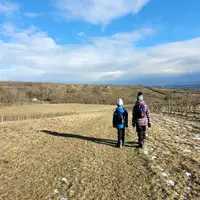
[
  {"xmin": 0, "ymin": 110, "xmax": 199, "ymax": 200},
  {"xmin": 43, "ymin": 111, "xmax": 159, "ymax": 200}
]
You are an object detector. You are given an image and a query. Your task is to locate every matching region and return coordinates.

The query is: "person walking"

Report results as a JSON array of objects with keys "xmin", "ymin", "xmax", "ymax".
[
  {"xmin": 113, "ymin": 98, "xmax": 128, "ymax": 148},
  {"xmin": 132, "ymin": 92, "xmax": 151, "ymax": 148}
]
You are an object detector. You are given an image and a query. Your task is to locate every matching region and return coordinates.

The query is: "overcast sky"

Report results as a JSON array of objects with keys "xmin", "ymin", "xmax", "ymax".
[{"xmin": 0, "ymin": 0, "xmax": 200, "ymax": 85}]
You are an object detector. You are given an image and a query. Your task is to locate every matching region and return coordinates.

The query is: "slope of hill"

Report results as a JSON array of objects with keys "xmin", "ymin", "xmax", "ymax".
[{"xmin": 1, "ymin": 81, "xmax": 199, "ymax": 106}]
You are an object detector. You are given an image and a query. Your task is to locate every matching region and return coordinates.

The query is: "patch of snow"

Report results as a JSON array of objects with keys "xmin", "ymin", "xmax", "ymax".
[
  {"xmin": 150, "ymin": 165, "xmax": 155, "ymax": 169},
  {"xmin": 143, "ymin": 147, "xmax": 149, "ymax": 155},
  {"xmin": 156, "ymin": 166, "xmax": 164, "ymax": 171},
  {"xmin": 180, "ymin": 195, "xmax": 188, "ymax": 200},
  {"xmin": 31, "ymin": 97, "xmax": 38, "ymax": 102},
  {"xmin": 194, "ymin": 136, "xmax": 200, "ymax": 141},
  {"xmin": 185, "ymin": 172, "xmax": 192, "ymax": 179},
  {"xmin": 53, "ymin": 189, "xmax": 59, "ymax": 195},
  {"xmin": 60, "ymin": 197, "xmax": 68, "ymax": 200},
  {"xmin": 68, "ymin": 190, "xmax": 75, "ymax": 197},
  {"xmin": 151, "ymin": 156, "xmax": 157, "ymax": 160},
  {"xmin": 183, "ymin": 149, "xmax": 191, "ymax": 153},
  {"xmin": 61, "ymin": 178, "xmax": 68, "ymax": 184},
  {"xmin": 186, "ymin": 126, "xmax": 193, "ymax": 130},
  {"xmin": 194, "ymin": 146, "xmax": 200, "ymax": 150},
  {"xmin": 161, "ymin": 172, "xmax": 168, "ymax": 177},
  {"xmin": 187, "ymin": 187, "xmax": 191, "ymax": 192},
  {"xmin": 167, "ymin": 180, "xmax": 175, "ymax": 187}
]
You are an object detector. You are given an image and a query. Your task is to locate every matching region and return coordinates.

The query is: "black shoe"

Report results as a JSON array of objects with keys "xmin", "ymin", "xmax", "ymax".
[{"xmin": 138, "ymin": 143, "xmax": 143, "ymax": 148}]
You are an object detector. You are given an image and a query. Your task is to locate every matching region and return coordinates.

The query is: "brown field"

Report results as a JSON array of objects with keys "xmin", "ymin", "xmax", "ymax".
[
  {"xmin": 0, "ymin": 104, "xmax": 116, "ymax": 123},
  {"xmin": 0, "ymin": 103, "xmax": 114, "ymax": 116},
  {"xmin": 0, "ymin": 104, "xmax": 199, "ymax": 200}
]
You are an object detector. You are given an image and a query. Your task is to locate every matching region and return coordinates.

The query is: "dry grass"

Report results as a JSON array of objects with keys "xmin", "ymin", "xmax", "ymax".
[
  {"xmin": 0, "ymin": 104, "xmax": 199, "ymax": 200},
  {"xmin": 1, "ymin": 81, "xmax": 200, "ymax": 106},
  {"xmin": 0, "ymin": 103, "xmax": 115, "ymax": 115},
  {"xmin": 145, "ymin": 114, "xmax": 200, "ymax": 200},
  {"xmin": 0, "ymin": 104, "xmax": 115, "ymax": 123}
]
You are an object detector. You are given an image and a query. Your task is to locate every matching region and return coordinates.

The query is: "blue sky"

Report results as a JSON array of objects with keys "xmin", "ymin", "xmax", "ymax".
[{"xmin": 0, "ymin": 0, "xmax": 200, "ymax": 85}]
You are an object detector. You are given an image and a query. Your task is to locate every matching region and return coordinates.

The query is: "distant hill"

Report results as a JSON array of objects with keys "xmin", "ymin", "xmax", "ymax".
[
  {"xmin": 162, "ymin": 84, "xmax": 200, "ymax": 89},
  {"xmin": 0, "ymin": 81, "xmax": 200, "ymax": 106}
]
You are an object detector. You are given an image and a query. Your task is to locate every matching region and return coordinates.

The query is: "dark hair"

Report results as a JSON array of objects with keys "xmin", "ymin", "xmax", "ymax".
[{"xmin": 137, "ymin": 92, "xmax": 143, "ymax": 96}]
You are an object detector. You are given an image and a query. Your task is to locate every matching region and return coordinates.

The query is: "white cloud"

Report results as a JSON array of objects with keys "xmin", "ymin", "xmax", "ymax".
[
  {"xmin": 55, "ymin": 0, "xmax": 150, "ymax": 25},
  {"xmin": 0, "ymin": 1, "xmax": 19, "ymax": 14},
  {"xmin": 162, "ymin": 68, "xmax": 182, "ymax": 74},
  {"xmin": 89, "ymin": 28, "xmax": 155, "ymax": 48},
  {"xmin": 0, "ymin": 22, "xmax": 16, "ymax": 36},
  {"xmin": 85, "ymin": 71, "xmax": 126, "ymax": 81},
  {"xmin": 0, "ymin": 24, "xmax": 200, "ymax": 83},
  {"xmin": 24, "ymin": 12, "xmax": 45, "ymax": 18}
]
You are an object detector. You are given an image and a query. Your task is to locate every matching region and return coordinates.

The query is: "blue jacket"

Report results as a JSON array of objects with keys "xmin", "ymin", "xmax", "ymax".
[{"xmin": 113, "ymin": 106, "xmax": 128, "ymax": 129}]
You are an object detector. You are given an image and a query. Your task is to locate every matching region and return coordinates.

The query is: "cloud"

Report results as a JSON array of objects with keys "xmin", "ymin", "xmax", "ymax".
[
  {"xmin": 55, "ymin": 0, "xmax": 150, "ymax": 25},
  {"xmin": 85, "ymin": 71, "xmax": 126, "ymax": 81},
  {"xmin": 24, "ymin": 12, "xmax": 45, "ymax": 18},
  {"xmin": 89, "ymin": 28, "xmax": 155, "ymax": 47},
  {"xmin": 0, "ymin": 24, "xmax": 200, "ymax": 84},
  {"xmin": 0, "ymin": 22, "xmax": 16, "ymax": 36},
  {"xmin": 0, "ymin": 1, "xmax": 19, "ymax": 14}
]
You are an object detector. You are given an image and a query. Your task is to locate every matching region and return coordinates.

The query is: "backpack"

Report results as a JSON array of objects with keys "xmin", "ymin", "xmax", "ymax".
[
  {"xmin": 114, "ymin": 109, "xmax": 125, "ymax": 125},
  {"xmin": 134, "ymin": 103, "xmax": 146, "ymax": 119}
]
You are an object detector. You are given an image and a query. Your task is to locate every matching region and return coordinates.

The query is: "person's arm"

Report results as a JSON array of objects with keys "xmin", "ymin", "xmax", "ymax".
[
  {"xmin": 124, "ymin": 110, "xmax": 128, "ymax": 127},
  {"xmin": 132, "ymin": 105, "xmax": 136, "ymax": 127},
  {"xmin": 113, "ymin": 111, "xmax": 117, "ymax": 127},
  {"xmin": 146, "ymin": 106, "xmax": 151, "ymax": 127}
]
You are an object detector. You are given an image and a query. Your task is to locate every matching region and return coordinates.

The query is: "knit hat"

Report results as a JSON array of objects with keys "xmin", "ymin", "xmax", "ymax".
[
  {"xmin": 137, "ymin": 95, "xmax": 143, "ymax": 101},
  {"xmin": 137, "ymin": 91, "xmax": 143, "ymax": 101},
  {"xmin": 117, "ymin": 98, "xmax": 123, "ymax": 106}
]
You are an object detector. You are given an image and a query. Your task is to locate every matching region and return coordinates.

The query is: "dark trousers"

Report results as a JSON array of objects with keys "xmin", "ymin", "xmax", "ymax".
[
  {"xmin": 117, "ymin": 128, "xmax": 125, "ymax": 145},
  {"xmin": 136, "ymin": 125, "xmax": 146, "ymax": 146}
]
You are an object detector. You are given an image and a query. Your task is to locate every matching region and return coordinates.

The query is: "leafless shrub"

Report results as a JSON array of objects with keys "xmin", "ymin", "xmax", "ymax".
[{"xmin": 0, "ymin": 82, "xmax": 200, "ymax": 110}]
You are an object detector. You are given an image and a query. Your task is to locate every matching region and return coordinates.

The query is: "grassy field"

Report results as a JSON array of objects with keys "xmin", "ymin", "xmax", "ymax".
[
  {"xmin": 0, "ymin": 103, "xmax": 115, "ymax": 115},
  {"xmin": 0, "ymin": 104, "xmax": 199, "ymax": 200},
  {"xmin": 0, "ymin": 104, "xmax": 116, "ymax": 122}
]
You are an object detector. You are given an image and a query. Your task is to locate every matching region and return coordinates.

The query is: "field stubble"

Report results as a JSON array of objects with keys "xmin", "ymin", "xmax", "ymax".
[{"xmin": 0, "ymin": 104, "xmax": 199, "ymax": 200}]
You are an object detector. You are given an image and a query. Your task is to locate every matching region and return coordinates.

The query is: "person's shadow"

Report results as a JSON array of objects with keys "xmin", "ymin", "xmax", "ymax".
[{"xmin": 40, "ymin": 130, "xmax": 138, "ymax": 148}]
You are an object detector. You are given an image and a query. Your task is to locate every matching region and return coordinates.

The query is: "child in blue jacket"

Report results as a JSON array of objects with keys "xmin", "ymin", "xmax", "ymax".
[{"xmin": 113, "ymin": 98, "xmax": 128, "ymax": 148}]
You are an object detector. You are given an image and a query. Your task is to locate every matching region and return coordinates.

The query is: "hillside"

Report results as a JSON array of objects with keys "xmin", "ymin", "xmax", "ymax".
[{"xmin": 0, "ymin": 81, "xmax": 200, "ymax": 106}]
